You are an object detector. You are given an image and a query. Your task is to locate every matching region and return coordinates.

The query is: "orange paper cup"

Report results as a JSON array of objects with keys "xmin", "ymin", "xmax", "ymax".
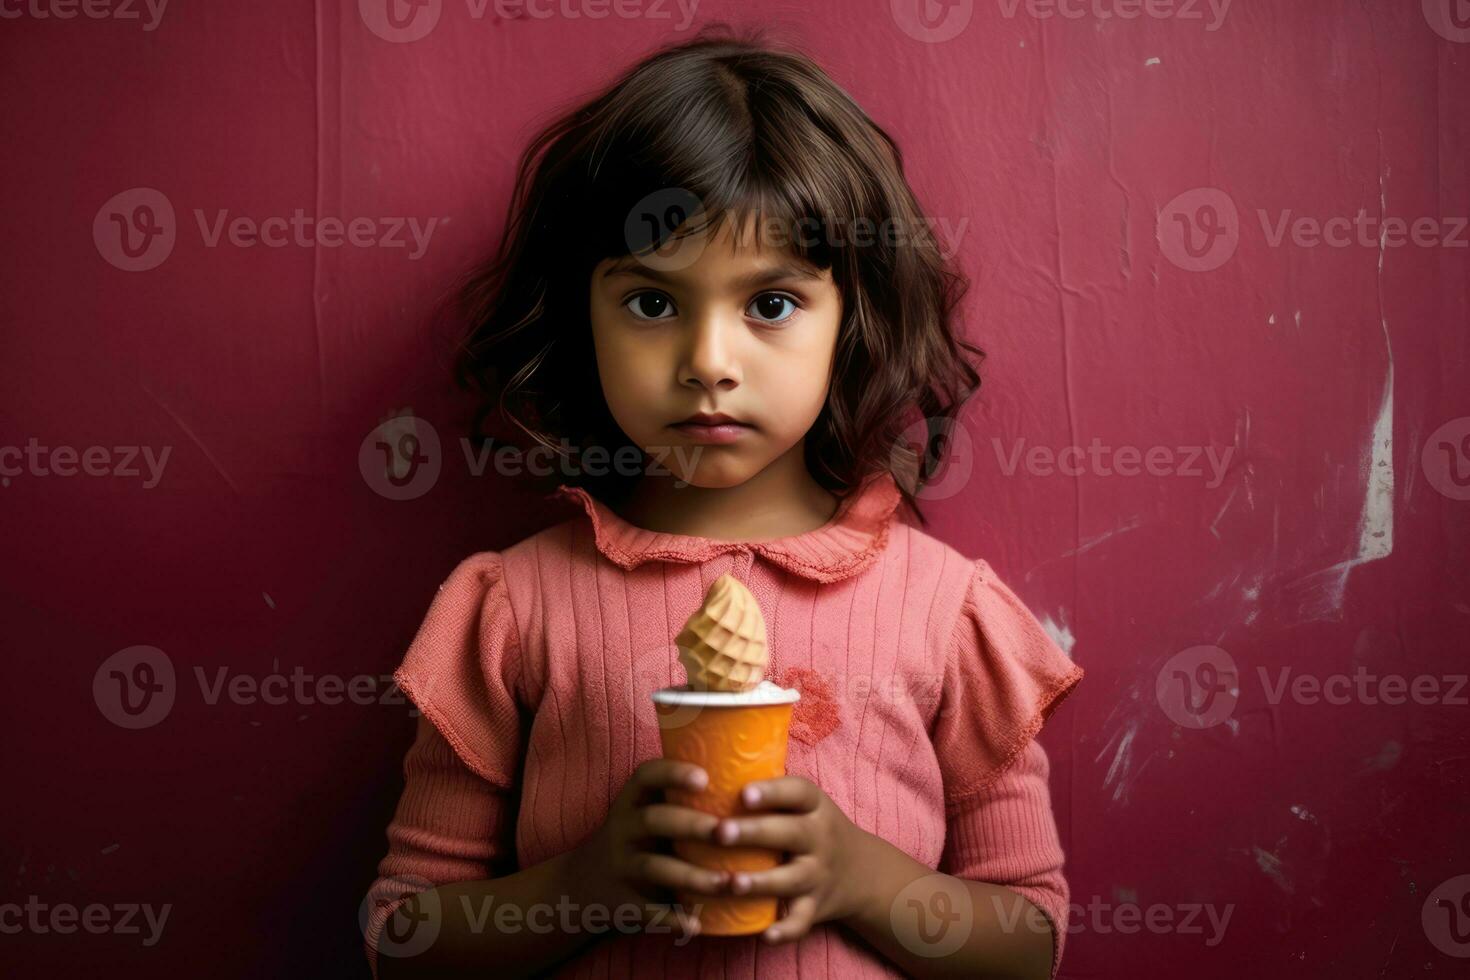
[{"xmin": 651, "ymin": 683, "xmax": 800, "ymax": 936}]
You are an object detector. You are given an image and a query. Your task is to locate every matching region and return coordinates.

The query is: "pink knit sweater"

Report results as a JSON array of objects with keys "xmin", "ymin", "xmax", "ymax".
[{"xmin": 364, "ymin": 471, "xmax": 1084, "ymax": 978}]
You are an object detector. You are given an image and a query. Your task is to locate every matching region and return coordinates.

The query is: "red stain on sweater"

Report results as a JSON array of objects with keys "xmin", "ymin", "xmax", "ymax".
[{"xmin": 776, "ymin": 666, "xmax": 841, "ymax": 745}]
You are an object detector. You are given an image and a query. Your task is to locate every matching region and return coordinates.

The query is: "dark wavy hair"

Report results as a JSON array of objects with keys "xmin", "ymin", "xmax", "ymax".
[{"xmin": 447, "ymin": 25, "xmax": 982, "ymax": 523}]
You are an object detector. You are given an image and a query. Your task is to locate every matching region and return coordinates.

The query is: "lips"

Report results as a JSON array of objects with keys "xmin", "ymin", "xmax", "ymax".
[
  {"xmin": 669, "ymin": 412, "xmax": 753, "ymax": 445},
  {"xmin": 676, "ymin": 412, "xmax": 747, "ymax": 427}
]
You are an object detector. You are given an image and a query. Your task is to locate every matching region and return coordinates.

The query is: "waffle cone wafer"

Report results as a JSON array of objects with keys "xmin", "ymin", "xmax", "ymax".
[{"xmin": 676, "ymin": 574, "xmax": 767, "ymax": 692}]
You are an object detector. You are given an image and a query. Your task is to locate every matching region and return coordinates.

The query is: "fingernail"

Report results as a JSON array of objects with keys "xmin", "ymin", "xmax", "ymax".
[
  {"xmin": 744, "ymin": 786, "xmax": 760, "ymax": 805},
  {"xmin": 688, "ymin": 769, "xmax": 707, "ymax": 789},
  {"xmin": 720, "ymin": 822, "xmax": 739, "ymax": 844},
  {"xmin": 733, "ymin": 873, "xmax": 749, "ymax": 894}
]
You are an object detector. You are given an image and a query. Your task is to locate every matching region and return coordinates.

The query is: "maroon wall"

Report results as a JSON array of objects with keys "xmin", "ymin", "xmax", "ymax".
[{"xmin": 3, "ymin": 1, "xmax": 1467, "ymax": 976}]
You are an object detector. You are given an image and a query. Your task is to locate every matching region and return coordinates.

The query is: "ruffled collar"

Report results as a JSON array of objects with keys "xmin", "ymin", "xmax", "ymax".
[{"xmin": 553, "ymin": 471, "xmax": 903, "ymax": 583}]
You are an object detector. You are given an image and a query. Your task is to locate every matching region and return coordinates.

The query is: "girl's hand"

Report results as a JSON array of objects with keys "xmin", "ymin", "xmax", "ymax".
[
  {"xmin": 575, "ymin": 758, "xmax": 731, "ymax": 934},
  {"xmin": 713, "ymin": 776, "xmax": 874, "ymax": 944}
]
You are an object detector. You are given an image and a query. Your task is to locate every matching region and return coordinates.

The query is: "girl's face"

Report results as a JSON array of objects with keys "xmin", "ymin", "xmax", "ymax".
[{"xmin": 589, "ymin": 216, "xmax": 843, "ymax": 488}]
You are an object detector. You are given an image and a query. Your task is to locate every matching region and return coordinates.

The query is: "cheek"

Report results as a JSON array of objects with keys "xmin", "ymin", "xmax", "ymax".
[
  {"xmin": 761, "ymin": 334, "xmax": 836, "ymax": 424},
  {"xmin": 592, "ymin": 330, "xmax": 664, "ymax": 427}
]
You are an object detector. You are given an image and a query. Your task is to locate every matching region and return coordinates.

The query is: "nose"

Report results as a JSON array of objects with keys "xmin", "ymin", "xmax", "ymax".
[{"xmin": 678, "ymin": 306, "xmax": 742, "ymax": 392}]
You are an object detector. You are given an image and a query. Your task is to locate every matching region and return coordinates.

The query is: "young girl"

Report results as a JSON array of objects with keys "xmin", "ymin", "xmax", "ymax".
[{"xmin": 364, "ymin": 29, "xmax": 1082, "ymax": 980}]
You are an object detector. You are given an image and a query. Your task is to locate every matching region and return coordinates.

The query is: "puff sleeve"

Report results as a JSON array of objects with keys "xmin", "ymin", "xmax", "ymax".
[
  {"xmin": 933, "ymin": 559, "xmax": 1083, "ymax": 978},
  {"xmin": 361, "ymin": 552, "xmax": 527, "ymax": 979}
]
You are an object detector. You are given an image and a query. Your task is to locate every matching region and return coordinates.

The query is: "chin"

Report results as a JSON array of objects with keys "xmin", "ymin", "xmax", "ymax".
[{"xmin": 671, "ymin": 456, "xmax": 756, "ymax": 489}]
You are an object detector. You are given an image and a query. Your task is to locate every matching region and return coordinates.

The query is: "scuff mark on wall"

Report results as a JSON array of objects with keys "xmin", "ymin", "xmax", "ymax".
[
  {"xmin": 1062, "ymin": 518, "xmax": 1143, "ymax": 557},
  {"xmin": 1356, "ymin": 360, "xmax": 1394, "ymax": 564},
  {"xmin": 1097, "ymin": 715, "xmax": 1155, "ymax": 806},
  {"xmin": 1254, "ymin": 845, "xmax": 1295, "ymax": 895},
  {"xmin": 1040, "ymin": 610, "xmax": 1077, "ymax": 657}
]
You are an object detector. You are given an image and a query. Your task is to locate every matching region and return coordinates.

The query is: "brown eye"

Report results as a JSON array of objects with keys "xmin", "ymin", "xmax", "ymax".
[
  {"xmin": 624, "ymin": 292, "xmax": 674, "ymax": 321},
  {"xmin": 747, "ymin": 292, "xmax": 798, "ymax": 324}
]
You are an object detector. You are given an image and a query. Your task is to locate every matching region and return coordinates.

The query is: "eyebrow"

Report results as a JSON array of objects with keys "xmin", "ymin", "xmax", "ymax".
[{"xmin": 601, "ymin": 257, "xmax": 825, "ymax": 290}]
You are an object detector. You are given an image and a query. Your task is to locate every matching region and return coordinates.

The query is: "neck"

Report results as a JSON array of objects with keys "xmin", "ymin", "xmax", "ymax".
[{"xmin": 616, "ymin": 442, "xmax": 840, "ymax": 542}]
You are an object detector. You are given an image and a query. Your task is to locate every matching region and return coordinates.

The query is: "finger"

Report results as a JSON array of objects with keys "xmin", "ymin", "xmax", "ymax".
[
  {"xmin": 635, "ymin": 852, "xmax": 729, "ymax": 895},
  {"xmin": 627, "ymin": 758, "xmax": 709, "ymax": 804},
  {"xmin": 739, "ymin": 777, "xmax": 821, "ymax": 813},
  {"xmin": 713, "ymin": 814, "xmax": 812, "ymax": 852},
  {"xmin": 728, "ymin": 855, "xmax": 818, "ymax": 898},
  {"xmin": 639, "ymin": 803, "xmax": 720, "ymax": 843},
  {"xmin": 763, "ymin": 894, "xmax": 819, "ymax": 945}
]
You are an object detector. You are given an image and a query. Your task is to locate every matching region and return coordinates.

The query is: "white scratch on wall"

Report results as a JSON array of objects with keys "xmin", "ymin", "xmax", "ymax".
[
  {"xmin": 1356, "ymin": 356, "xmax": 1394, "ymax": 563},
  {"xmin": 1098, "ymin": 719, "xmax": 1140, "ymax": 804},
  {"xmin": 1040, "ymin": 612, "xmax": 1076, "ymax": 657},
  {"xmin": 1062, "ymin": 518, "xmax": 1143, "ymax": 557}
]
